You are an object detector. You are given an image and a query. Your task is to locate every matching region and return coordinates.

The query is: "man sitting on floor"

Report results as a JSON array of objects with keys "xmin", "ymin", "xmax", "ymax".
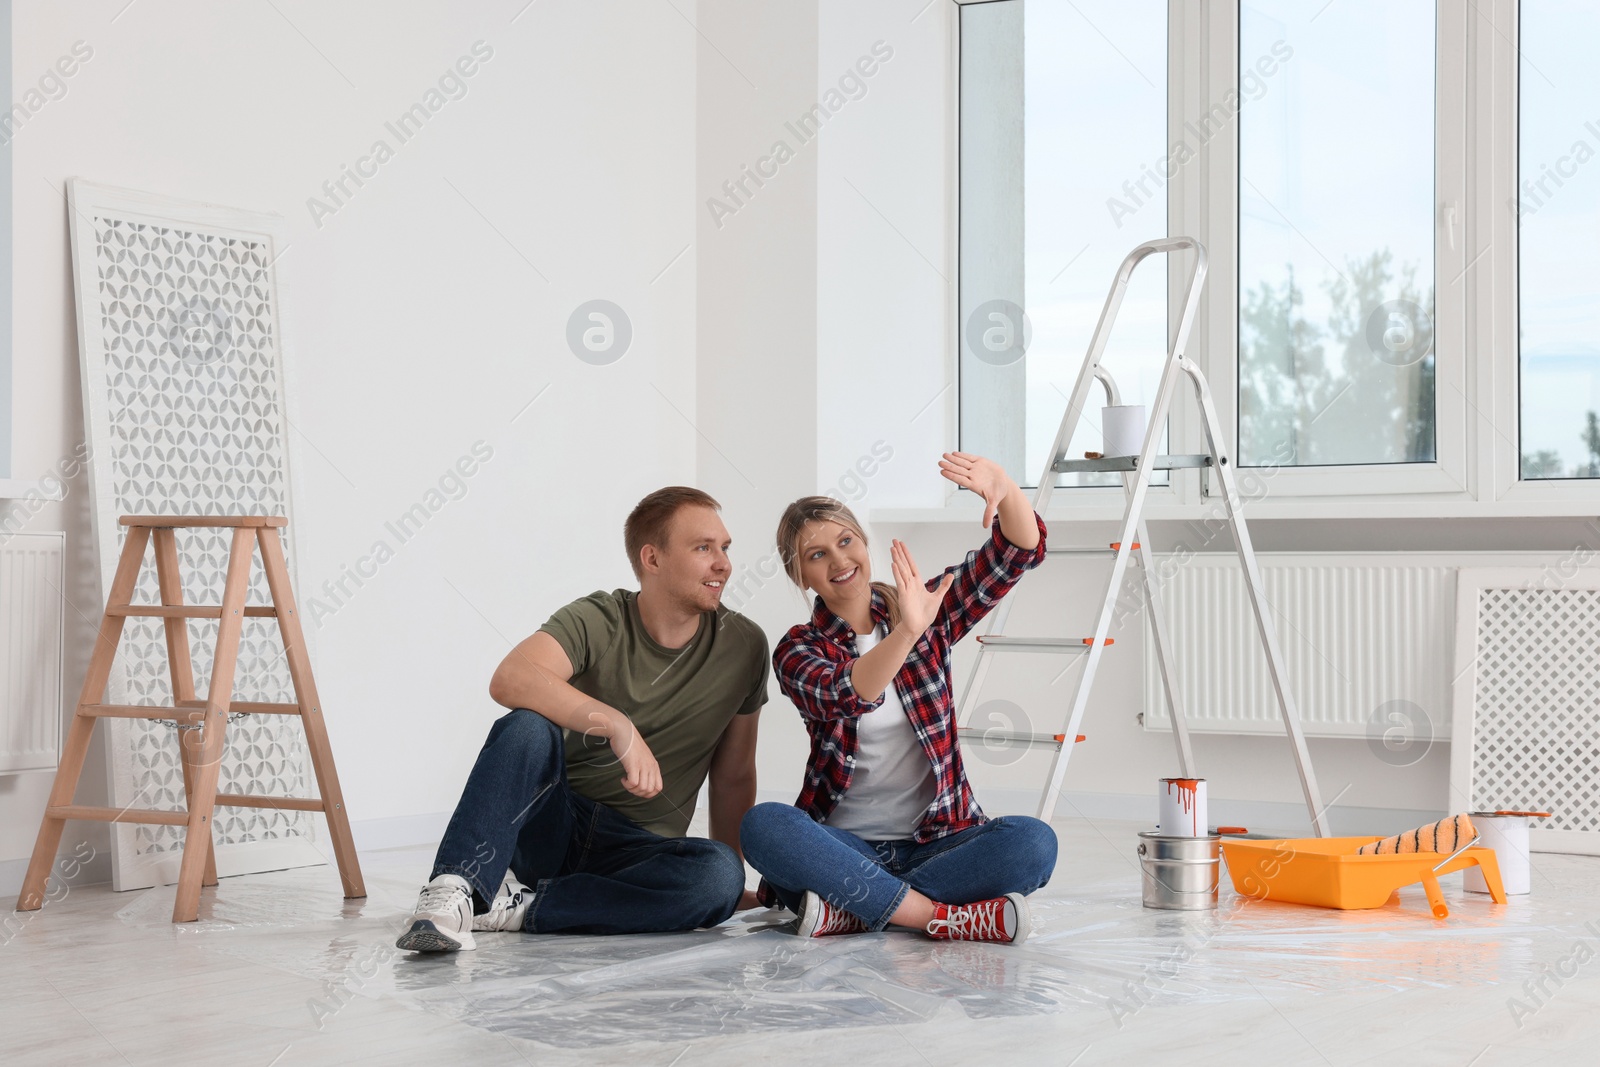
[{"xmin": 397, "ymin": 487, "xmax": 768, "ymax": 950}]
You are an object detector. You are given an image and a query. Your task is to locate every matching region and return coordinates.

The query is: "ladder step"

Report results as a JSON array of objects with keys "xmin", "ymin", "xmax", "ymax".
[
  {"xmin": 82, "ymin": 702, "xmax": 302, "ymax": 719},
  {"xmin": 214, "ymin": 793, "xmax": 324, "ymax": 812},
  {"xmin": 975, "ymin": 636, "xmax": 1114, "ymax": 653},
  {"xmin": 959, "ymin": 728, "xmax": 1087, "ymax": 748},
  {"xmin": 120, "ymin": 515, "xmax": 287, "ymax": 528},
  {"xmin": 107, "ymin": 604, "xmax": 277, "ymax": 618},
  {"xmin": 46, "ymin": 804, "xmax": 190, "ymax": 826},
  {"xmin": 81, "ymin": 704, "xmax": 204, "ymax": 722},
  {"xmin": 1053, "ymin": 453, "xmax": 1214, "ymax": 473},
  {"xmin": 174, "ymin": 699, "xmax": 301, "ymax": 715},
  {"xmin": 1047, "ymin": 542, "xmax": 1142, "ymax": 556},
  {"xmin": 227, "ymin": 701, "xmax": 303, "ymax": 715}
]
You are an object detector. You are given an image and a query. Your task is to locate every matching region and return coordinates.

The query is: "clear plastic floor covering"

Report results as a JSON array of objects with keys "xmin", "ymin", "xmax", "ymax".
[{"xmin": 5, "ymin": 817, "xmax": 1598, "ymax": 1065}]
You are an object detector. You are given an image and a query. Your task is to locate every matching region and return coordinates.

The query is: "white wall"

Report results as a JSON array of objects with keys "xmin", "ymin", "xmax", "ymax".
[
  {"xmin": 3, "ymin": 0, "xmax": 701, "ymax": 875},
  {"xmin": 815, "ymin": 0, "xmax": 952, "ymax": 513},
  {"xmin": 694, "ymin": 0, "xmax": 819, "ymax": 805}
]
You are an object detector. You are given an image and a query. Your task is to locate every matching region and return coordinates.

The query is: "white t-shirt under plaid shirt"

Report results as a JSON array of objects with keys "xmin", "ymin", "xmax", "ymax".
[{"xmin": 823, "ymin": 624, "xmax": 937, "ymax": 840}]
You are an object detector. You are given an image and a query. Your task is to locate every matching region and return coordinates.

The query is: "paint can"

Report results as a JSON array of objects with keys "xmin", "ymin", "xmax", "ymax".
[
  {"xmin": 1137, "ymin": 831, "xmax": 1220, "ymax": 910},
  {"xmin": 1157, "ymin": 778, "xmax": 1208, "ymax": 837},
  {"xmin": 1465, "ymin": 812, "xmax": 1533, "ymax": 895},
  {"xmin": 1102, "ymin": 404, "xmax": 1148, "ymax": 458}
]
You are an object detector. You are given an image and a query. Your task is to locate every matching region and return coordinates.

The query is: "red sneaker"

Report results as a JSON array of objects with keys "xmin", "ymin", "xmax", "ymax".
[
  {"xmin": 925, "ymin": 893, "xmax": 1030, "ymax": 945},
  {"xmin": 795, "ymin": 890, "xmax": 869, "ymax": 937}
]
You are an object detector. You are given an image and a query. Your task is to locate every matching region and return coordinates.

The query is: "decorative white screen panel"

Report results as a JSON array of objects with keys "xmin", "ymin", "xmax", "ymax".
[
  {"xmin": 68, "ymin": 180, "xmax": 324, "ymax": 889},
  {"xmin": 1452, "ymin": 569, "xmax": 1600, "ymax": 856}
]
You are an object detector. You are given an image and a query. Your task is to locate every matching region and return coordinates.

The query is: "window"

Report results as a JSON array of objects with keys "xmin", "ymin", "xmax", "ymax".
[
  {"xmin": 958, "ymin": 0, "xmax": 1169, "ymax": 491},
  {"xmin": 1517, "ymin": 0, "xmax": 1600, "ymax": 481},
  {"xmin": 954, "ymin": 0, "xmax": 1590, "ymax": 514},
  {"xmin": 1237, "ymin": 0, "xmax": 1437, "ymax": 469}
]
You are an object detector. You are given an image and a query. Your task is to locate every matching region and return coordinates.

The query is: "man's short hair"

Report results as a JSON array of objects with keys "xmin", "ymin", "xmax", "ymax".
[{"xmin": 624, "ymin": 487, "xmax": 722, "ymax": 580}]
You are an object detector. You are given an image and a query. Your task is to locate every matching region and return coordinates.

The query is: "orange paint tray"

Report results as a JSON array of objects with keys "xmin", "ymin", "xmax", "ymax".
[{"xmin": 1220, "ymin": 836, "xmax": 1508, "ymax": 918}]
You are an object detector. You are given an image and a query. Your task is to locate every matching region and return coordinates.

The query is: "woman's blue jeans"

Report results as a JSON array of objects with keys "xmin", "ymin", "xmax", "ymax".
[
  {"xmin": 739, "ymin": 801, "xmax": 1058, "ymax": 931},
  {"xmin": 429, "ymin": 708, "xmax": 745, "ymax": 934}
]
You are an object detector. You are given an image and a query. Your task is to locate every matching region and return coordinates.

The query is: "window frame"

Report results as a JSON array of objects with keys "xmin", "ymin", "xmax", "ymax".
[
  {"xmin": 947, "ymin": 0, "xmax": 1597, "ymax": 520},
  {"xmin": 1489, "ymin": 0, "xmax": 1600, "ymax": 508},
  {"xmin": 954, "ymin": 0, "xmax": 1198, "ymax": 511},
  {"xmin": 1203, "ymin": 0, "xmax": 1471, "ymax": 500}
]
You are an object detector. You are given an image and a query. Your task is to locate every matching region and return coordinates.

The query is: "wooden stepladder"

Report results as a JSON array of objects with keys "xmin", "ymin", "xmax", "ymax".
[
  {"xmin": 18, "ymin": 516, "xmax": 365, "ymax": 922},
  {"xmin": 954, "ymin": 237, "xmax": 1333, "ymax": 837}
]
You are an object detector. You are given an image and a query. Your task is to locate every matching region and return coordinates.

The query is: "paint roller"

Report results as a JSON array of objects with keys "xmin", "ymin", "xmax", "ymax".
[{"xmin": 1356, "ymin": 813, "xmax": 1476, "ymax": 856}]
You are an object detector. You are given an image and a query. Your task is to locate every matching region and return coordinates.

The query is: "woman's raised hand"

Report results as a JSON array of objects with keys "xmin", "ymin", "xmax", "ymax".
[
  {"xmin": 938, "ymin": 451, "xmax": 1018, "ymax": 529},
  {"xmin": 891, "ymin": 538, "xmax": 953, "ymax": 635}
]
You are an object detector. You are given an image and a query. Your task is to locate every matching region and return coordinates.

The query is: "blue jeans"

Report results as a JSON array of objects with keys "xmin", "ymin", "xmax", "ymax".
[
  {"xmin": 430, "ymin": 708, "xmax": 745, "ymax": 934},
  {"xmin": 739, "ymin": 802, "xmax": 1058, "ymax": 931}
]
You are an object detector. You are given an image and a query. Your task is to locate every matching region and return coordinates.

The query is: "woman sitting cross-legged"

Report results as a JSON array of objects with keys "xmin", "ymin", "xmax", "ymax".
[{"xmin": 741, "ymin": 452, "xmax": 1058, "ymax": 945}]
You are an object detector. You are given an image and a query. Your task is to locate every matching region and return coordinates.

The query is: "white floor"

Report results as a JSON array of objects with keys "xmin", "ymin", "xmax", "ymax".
[{"xmin": 4, "ymin": 817, "xmax": 1597, "ymax": 1067}]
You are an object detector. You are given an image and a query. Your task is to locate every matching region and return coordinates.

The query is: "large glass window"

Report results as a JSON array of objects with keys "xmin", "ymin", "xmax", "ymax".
[
  {"xmin": 1518, "ymin": 0, "xmax": 1600, "ymax": 480},
  {"xmin": 1023, "ymin": 0, "xmax": 1168, "ymax": 487},
  {"xmin": 1237, "ymin": 0, "xmax": 1436, "ymax": 468},
  {"xmin": 959, "ymin": 0, "xmax": 1167, "ymax": 490},
  {"xmin": 957, "ymin": 1, "xmax": 1598, "ymax": 508}
]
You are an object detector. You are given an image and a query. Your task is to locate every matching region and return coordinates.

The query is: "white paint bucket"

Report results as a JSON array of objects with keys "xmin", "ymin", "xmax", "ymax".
[
  {"xmin": 1465, "ymin": 812, "xmax": 1533, "ymax": 895},
  {"xmin": 1102, "ymin": 404, "xmax": 1148, "ymax": 459},
  {"xmin": 1157, "ymin": 778, "xmax": 1208, "ymax": 837}
]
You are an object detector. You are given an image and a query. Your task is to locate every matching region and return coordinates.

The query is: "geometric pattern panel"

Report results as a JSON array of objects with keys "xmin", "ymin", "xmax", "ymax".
[
  {"xmin": 85, "ymin": 209, "xmax": 314, "ymax": 858},
  {"xmin": 1470, "ymin": 586, "xmax": 1600, "ymax": 835}
]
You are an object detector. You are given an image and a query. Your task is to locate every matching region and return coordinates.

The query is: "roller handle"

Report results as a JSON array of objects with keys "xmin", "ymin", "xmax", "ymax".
[{"xmin": 1420, "ymin": 870, "xmax": 1449, "ymax": 919}]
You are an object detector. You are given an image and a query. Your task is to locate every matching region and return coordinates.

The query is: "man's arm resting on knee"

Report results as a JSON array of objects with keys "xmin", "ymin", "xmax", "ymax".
[
  {"xmin": 488, "ymin": 631, "xmax": 661, "ymax": 798},
  {"xmin": 709, "ymin": 709, "xmax": 760, "ymax": 909}
]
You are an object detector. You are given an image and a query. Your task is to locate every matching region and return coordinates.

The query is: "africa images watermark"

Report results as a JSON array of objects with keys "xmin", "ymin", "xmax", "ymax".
[
  {"xmin": 1105, "ymin": 40, "xmax": 1293, "ymax": 228},
  {"xmin": 307, "ymin": 40, "xmax": 496, "ymax": 229},
  {"xmin": 304, "ymin": 440, "xmax": 495, "ymax": 628},
  {"xmin": 1, "ymin": 843, "xmax": 97, "ymax": 947},
  {"xmin": 1, "ymin": 40, "xmax": 94, "ymax": 146},
  {"xmin": 1506, "ymin": 917, "xmax": 1600, "ymax": 1029},
  {"xmin": 0, "ymin": 441, "xmax": 94, "ymax": 548},
  {"xmin": 705, "ymin": 40, "xmax": 895, "ymax": 230},
  {"xmin": 1511, "ymin": 117, "xmax": 1600, "ymax": 221},
  {"xmin": 719, "ymin": 440, "xmax": 895, "ymax": 616}
]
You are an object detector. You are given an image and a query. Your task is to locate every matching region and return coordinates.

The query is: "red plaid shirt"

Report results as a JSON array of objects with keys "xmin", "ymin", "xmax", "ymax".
[{"xmin": 773, "ymin": 511, "xmax": 1048, "ymax": 845}]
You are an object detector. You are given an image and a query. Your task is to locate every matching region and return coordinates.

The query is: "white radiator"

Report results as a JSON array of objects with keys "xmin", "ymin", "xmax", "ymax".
[
  {"xmin": 0, "ymin": 533, "xmax": 65, "ymax": 773},
  {"xmin": 1141, "ymin": 553, "xmax": 1461, "ymax": 740}
]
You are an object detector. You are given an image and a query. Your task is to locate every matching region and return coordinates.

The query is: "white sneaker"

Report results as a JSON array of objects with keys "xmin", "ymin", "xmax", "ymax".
[
  {"xmin": 396, "ymin": 873, "xmax": 476, "ymax": 952},
  {"xmin": 471, "ymin": 870, "xmax": 533, "ymax": 933}
]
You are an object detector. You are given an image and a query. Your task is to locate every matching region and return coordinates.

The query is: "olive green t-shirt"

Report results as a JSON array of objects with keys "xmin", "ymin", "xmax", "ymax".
[{"xmin": 538, "ymin": 589, "xmax": 769, "ymax": 838}]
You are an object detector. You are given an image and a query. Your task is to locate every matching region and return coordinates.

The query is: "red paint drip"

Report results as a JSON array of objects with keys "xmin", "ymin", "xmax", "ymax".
[{"xmin": 1162, "ymin": 778, "xmax": 1203, "ymax": 836}]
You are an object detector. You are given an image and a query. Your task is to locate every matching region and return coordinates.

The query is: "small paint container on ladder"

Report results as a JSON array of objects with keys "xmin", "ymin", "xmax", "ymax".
[{"xmin": 1102, "ymin": 404, "xmax": 1148, "ymax": 458}]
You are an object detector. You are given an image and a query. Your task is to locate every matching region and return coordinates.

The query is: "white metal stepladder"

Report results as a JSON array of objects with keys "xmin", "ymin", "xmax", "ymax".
[{"xmin": 955, "ymin": 236, "xmax": 1333, "ymax": 838}]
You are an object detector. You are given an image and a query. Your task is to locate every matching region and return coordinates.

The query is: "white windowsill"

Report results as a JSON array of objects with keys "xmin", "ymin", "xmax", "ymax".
[
  {"xmin": 873, "ymin": 495, "xmax": 1600, "ymax": 524},
  {"xmin": 0, "ymin": 479, "xmax": 64, "ymax": 501}
]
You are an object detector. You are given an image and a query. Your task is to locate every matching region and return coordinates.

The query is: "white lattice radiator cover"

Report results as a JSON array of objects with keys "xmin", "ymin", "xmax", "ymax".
[
  {"xmin": 68, "ymin": 180, "xmax": 325, "ymax": 890},
  {"xmin": 1451, "ymin": 568, "xmax": 1600, "ymax": 856}
]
